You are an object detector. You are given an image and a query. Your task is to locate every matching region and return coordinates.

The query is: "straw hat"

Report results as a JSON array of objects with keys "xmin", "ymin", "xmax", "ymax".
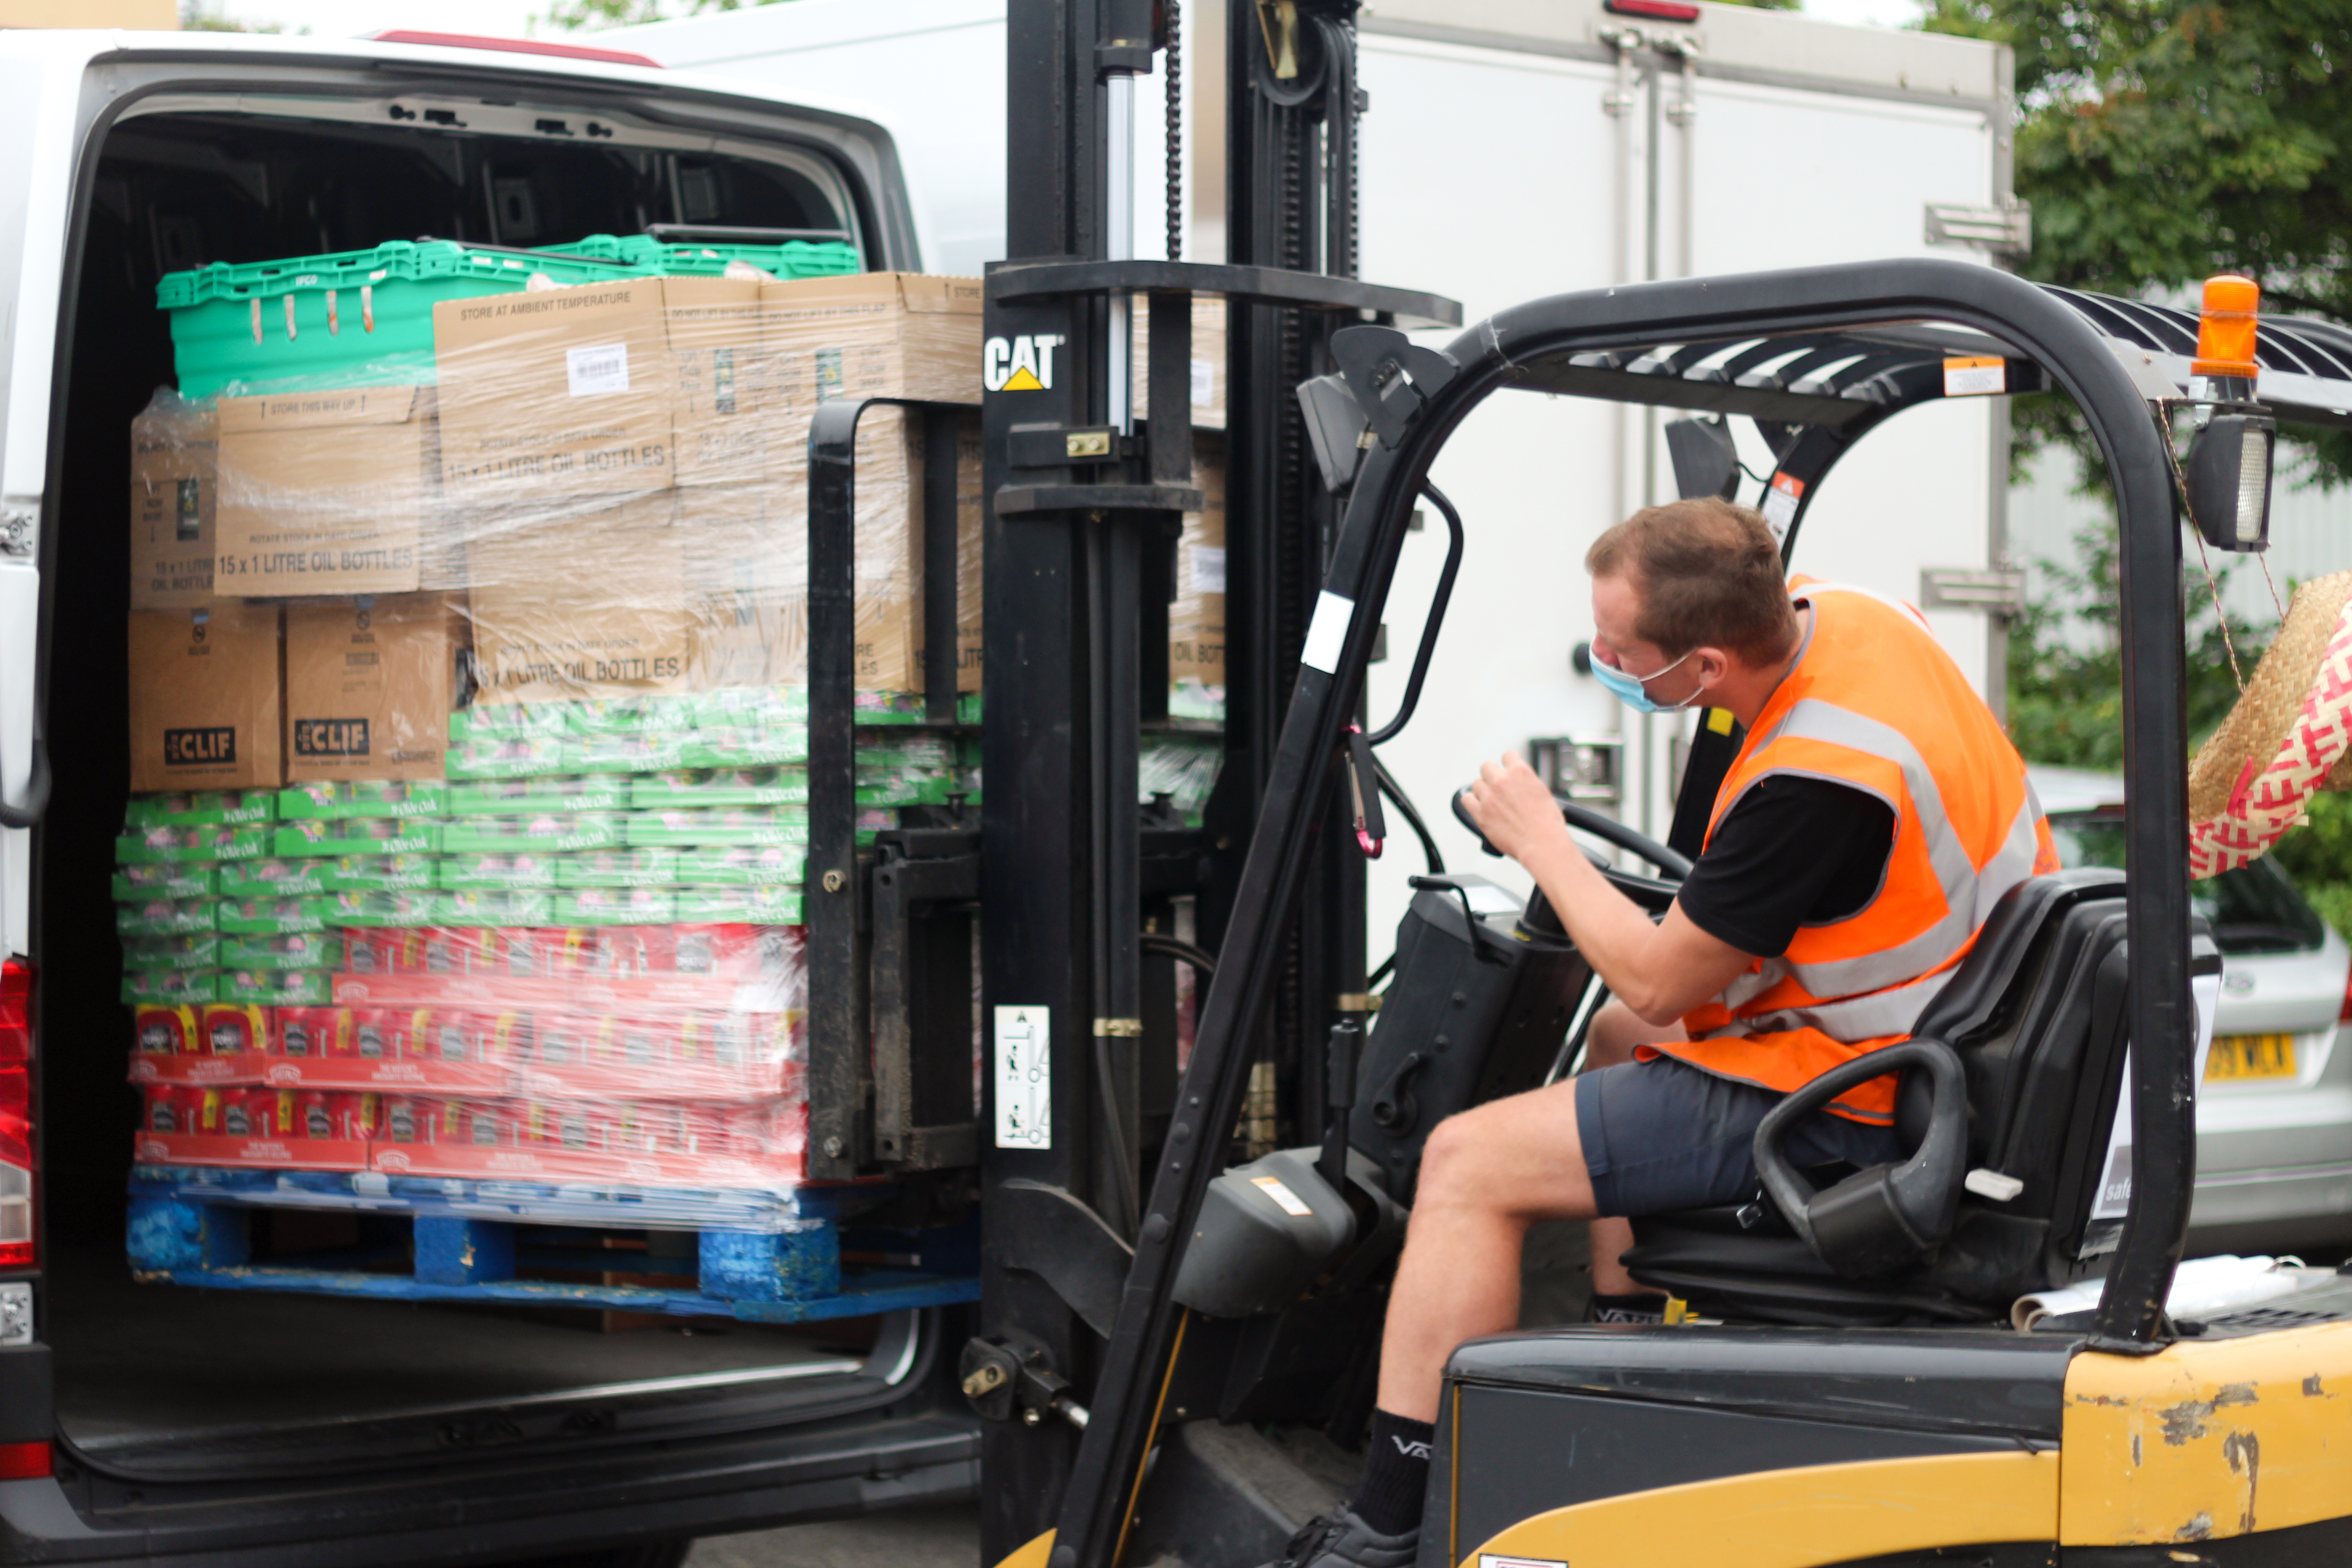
[{"xmin": 2187, "ymin": 569, "xmax": 2352, "ymax": 879}]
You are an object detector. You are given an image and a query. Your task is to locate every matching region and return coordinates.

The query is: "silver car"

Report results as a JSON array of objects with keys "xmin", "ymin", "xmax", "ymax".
[{"xmin": 2034, "ymin": 766, "xmax": 2352, "ymax": 1252}]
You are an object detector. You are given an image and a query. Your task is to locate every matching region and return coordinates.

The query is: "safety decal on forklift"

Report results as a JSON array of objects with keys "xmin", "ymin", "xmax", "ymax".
[
  {"xmin": 1251, "ymin": 1176, "xmax": 1315, "ymax": 1218},
  {"xmin": 1942, "ymin": 355, "xmax": 2006, "ymax": 397},
  {"xmin": 1300, "ymin": 591, "xmax": 1354, "ymax": 674},
  {"xmin": 1761, "ymin": 472, "xmax": 1804, "ymax": 540},
  {"xmin": 983, "ymin": 334, "xmax": 1065, "ymax": 393},
  {"xmin": 994, "ymin": 1006, "xmax": 1052, "ymax": 1149}
]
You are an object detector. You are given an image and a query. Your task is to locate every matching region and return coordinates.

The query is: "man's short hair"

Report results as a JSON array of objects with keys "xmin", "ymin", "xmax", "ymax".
[{"xmin": 1585, "ymin": 498, "xmax": 1798, "ymax": 667}]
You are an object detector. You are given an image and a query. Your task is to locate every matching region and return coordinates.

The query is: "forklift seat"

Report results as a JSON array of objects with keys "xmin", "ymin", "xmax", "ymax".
[{"xmin": 1619, "ymin": 868, "xmax": 2206, "ymax": 1326}]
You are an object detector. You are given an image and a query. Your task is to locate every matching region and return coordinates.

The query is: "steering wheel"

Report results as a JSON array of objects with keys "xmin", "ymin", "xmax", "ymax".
[{"xmin": 1450, "ymin": 786, "xmax": 1690, "ymax": 914}]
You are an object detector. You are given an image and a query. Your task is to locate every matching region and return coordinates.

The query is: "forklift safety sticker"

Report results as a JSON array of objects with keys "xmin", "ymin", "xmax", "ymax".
[
  {"xmin": 994, "ymin": 1006, "xmax": 1052, "ymax": 1149},
  {"xmin": 1251, "ymin": 1176, "xmax": 1315, "ymax": 1218},
  {"xmin": 1761, "ymin": 472, "xmax": 1804, "ymax": 540},
  {"xmin": 1942, "ymin": 355, "xmax": 2006, "ymax": 397},
  {"xmin": 983, "ymin": 334, "xmax": 1066, "ymax": 393},
  {"xmin": 1300, "ymin": 591, "xmax": 1354, "ymax": 674}
]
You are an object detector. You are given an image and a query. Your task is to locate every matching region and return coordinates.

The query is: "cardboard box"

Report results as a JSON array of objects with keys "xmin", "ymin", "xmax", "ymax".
[
  {"xmin": 462, "ymin": 492, "xmax": 692, "ymax": 703},
  {"xmin": 128, "ymin": 602, "xmax": 284, "ymax": 792},
  {"xmin": 1130, "ymin": 294, "xmax": 1226, "ymax": 431},
  {"xmin": 1171, "ymin": 432, "xmax": 1225, "ymax": 714},
  {"xmin": 433, "ymin": 276, "xmax": 770, "ymax": 505},
  {"xmin": 214, "ymin": 386, "xmax": 438, "ymax": 598},
  {"xmin": 130, "ymin": 391, "xmax": 218, "ymax": 609},
  {"xmin": 678, "ymin": 483, "xmax": 807, "ymax": 691},
  {"xmin": 760, "ymin": 272, "xmax": 983, "ymax": 417},
  {"xmin": 284, "ymin": 594, "xmax": 468, "ymax": 783}
]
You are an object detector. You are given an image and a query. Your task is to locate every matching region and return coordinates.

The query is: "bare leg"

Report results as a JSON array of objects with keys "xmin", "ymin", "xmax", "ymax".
[
  {"xmin": 1580, "ymin": 1002, "xmax": 1686, "ymax": 1297},
  {"xmin": 1372, "ymin": 1077, "xmax": 1597, "ymax": 1422}
]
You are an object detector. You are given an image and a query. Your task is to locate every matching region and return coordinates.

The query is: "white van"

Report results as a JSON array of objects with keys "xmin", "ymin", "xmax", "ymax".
[{"xmin": 0, "ymin": 28, "xmax": 973, "ymax": 1567}]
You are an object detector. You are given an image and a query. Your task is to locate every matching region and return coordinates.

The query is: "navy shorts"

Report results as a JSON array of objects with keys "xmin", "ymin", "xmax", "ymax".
[{"xmin": 1573, "ymin": 1054, "xmax": 1905, "ymax": 1217}]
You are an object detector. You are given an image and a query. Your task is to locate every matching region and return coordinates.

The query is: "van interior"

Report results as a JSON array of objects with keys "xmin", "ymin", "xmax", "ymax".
[{"xmin": 41, "ymin": 90, "xmax": 921, "ymax": 1484}]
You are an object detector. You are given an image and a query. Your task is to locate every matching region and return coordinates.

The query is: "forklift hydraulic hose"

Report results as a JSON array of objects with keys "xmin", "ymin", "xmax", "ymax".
[
  {"xmin": 1138, "ymin": 932, "xmax": 1217, "ymax": 978},
  {"xmin": 1373, "ymin": 754, "xmax": 1442, "ymax": 874}
]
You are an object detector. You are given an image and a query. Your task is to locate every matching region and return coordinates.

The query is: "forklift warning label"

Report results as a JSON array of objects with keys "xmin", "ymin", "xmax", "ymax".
[{"xmin": 994, "ymin": 1006, "xmax": 1052, "ymax": 1149}]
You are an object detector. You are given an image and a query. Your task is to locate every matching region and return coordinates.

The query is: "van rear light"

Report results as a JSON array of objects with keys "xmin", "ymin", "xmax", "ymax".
[
  {"xmin": 0, "ymin": 961, "xmax": 31, "ymax": 1270},
  {"xmin": 365, "ymin": 31, "xmax": 665, "ymax": 69},
  {"xmin": 0, "ymin": 1443, "xmax": 50, "ymax": 1480},
  {"xmin": 2338, "ymin": 957, "xmax": 2352, "ymax": 1023}
]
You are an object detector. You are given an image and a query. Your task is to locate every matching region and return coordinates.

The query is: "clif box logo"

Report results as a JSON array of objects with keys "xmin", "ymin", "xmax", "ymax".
[
  {"xmin": 294, "ymin": 718, "xmax": 371, "ymax": 758},
  {"xmin": 162, "ymin": 727, "xmax": 235, "ymax": 767}
]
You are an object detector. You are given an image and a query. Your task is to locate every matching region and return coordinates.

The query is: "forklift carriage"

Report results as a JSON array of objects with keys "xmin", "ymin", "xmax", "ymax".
[{"xmin": 1006, "ymin": 258, "xmax": 2352, "ymax": 1568}]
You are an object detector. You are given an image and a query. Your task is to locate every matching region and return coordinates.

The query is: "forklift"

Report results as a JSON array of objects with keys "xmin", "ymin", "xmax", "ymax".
[{"xmin": 934, "ymin": 0, "xmax": 2352, "ymax": 1563}]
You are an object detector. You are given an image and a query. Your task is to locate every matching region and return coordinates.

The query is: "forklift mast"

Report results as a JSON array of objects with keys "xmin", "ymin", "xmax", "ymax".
[{"xmin": 973, "ymin": 0, "xmax": 1455, "ymax": 1555}]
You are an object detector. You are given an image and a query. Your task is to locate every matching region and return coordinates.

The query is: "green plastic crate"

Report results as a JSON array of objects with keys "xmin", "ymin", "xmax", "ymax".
[
  {"xmin": 157, "ymin": 239, "xmax": 643, "ymax": 400},
  {"xmin": 559, "ymin": 233, "xmax": 862, "ymax": 279}
]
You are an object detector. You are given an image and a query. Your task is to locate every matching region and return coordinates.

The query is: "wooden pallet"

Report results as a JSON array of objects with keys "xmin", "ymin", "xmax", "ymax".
[{"xmin": 125, "ymin": 1166, "xmax": 978, "ymax": 1323}]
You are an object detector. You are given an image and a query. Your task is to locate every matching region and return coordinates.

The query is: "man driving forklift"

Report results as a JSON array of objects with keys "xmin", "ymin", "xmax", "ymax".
[{"xmin": 1281, "ymin": 495, "xmax": 2060, "ymax": 1568}]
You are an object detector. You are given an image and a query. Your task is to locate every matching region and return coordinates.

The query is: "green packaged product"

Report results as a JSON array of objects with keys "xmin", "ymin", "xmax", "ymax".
[
  {"xmin": 116, "ymin": 824, "xmax": 267, "ymax": 864},
  {"xmin": 215, "ymin": 968, "xmax": 333, "ymax": 1006},
  {"xmin": 677, "ymin": 727, "xmax": 810, "ymax": 769},
  {"xmin": 437, "ymin": 852, "xmax": 564, "ymax": 890},
  {"xmin": 673, "ymin": 845, "xmax": 807, "ymax": 887},
  {"xmin": 562, "ymin": 732, "xmax": 688, "ymax": 776},
  {"xmin": 448, "ymin": 735, "xmax": 568, "ymax": 779},
  {"xmin": 690, "ymin": 686, "xmax": 809, "ymax": 729},
  {"xmin": 123, "ymin": 789, "xmax": 278, "ymax": 828},
  {"xmin": 855, "ymin": 733, "xmax": 955, "ymax": 769},
  {"xmin": 277, "ymin": 780, "xmax": 448, "ymax": 820},
  {"xmin": 567, "ymin": 695, "xmax": 695, "ymax": 735},
  {"xmin": 110, "ymin": 863, "xmax": 217, "ymax": 901},
  {"xmin": 448, "ymin": 777, "xmax": 630, "ymax": 816},
  {"xmin": 217, "ymin": 896, "xmax": 334, "ymax": 935},
  {"xmin": 217, "ymin": 858, "xmax": 335, "ymax": 898},
  {"xmin": 625, "ymin": 807, "xmax": 810, "ymax": 848},
  {"xmin": 272, "ymin": 818, "xmax": 441, "ymax": 858},
  {"xmin": 115, "ymin": 897, "xmax": 217, "ymax": 938},
  {"xmin": 221, "ymin": 931, "xmax": 338, "ymax": 970},
  {"xmin": 675, "ymin": 887, "xmax": 805, "ymax": 925},
  {"xmin": 433, "ymin": 889, "xmax": 553, "ymax": 927},
  {"xmin": 325, "ymin": 854, "xmax": 437, "ymax": 892},
  {"xmin": 120, "ymin": 968, "xmax": 216, "ymax": 1007},
  {"xmin": 631, "ymin": 768, "xmax": 810, "ymax": 808},
  {"xmin": 553, "ymin": 848, "xmax": 681, "ymax": 888},
  {"xmin": 450, "ymin": 703, "xmax": 571, "ymax": 745},
  {"xmin": 122, "ymin": 932, "xmax": 222, "ymax": 970},
  {"xmin": 327, "ymin": 890, "xmax": 440, "ymax": 928},
  {"xmin": 855, "ymin": 768, "xmax": 960, "ymax": 808},
  {"xmin": 440, "ymin": 813, "xmax": 627, "ymax": 855},
  {"xmin": 554, "ymin": 888, "xmax": 676, "ymax": 926}
]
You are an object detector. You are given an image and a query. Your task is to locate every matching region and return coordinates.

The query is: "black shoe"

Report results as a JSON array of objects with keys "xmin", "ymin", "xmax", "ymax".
[
  {"xmin": 1266, "ymin": 1504, "xmax": 1418, "ymax": 1568},
  {"xmin": 1587, "ymin": 1290, "xmax": 1668, "ymax": 1325}
]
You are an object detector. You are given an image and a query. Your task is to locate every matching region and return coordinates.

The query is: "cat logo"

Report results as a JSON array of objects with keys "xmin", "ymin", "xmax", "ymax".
[{"xmin": 983, "ymin": 333, "xmax": 1065, "ymax": 393}]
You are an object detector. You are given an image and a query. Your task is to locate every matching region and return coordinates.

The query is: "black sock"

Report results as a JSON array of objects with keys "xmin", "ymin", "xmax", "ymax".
[
  {"xmin": 1589, "ymin": 1290, "xmax": 1668, "ymax": 1323},
  {"xmin": 1349, "ymin": 1408, "xmax": 1434, "ymax": 1536}
]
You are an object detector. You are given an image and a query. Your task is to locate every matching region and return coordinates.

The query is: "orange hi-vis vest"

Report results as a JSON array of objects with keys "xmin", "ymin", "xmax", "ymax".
[{"xmin": 1651, "ymin": 579, "xmax": 2061, "ymax": 1124}]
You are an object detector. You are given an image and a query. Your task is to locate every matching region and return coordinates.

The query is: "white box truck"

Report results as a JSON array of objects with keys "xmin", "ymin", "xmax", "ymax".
[{"xmin": 620, "ymin": 0, "xmax": 2026, "ymax": 935}]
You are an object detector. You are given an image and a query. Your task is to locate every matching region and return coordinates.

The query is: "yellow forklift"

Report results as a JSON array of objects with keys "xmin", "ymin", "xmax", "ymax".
[{"xmin": 980, "ymin": 259, "xmax": 2352, "ymax": 1567}]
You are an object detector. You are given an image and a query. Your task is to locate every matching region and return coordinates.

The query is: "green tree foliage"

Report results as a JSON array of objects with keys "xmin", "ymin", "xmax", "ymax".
[{"xmin": 545, "ymin": 0, "xmax": 787, "ymax": 29}]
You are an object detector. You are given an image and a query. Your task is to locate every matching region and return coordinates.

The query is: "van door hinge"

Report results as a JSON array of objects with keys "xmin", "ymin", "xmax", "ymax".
[
  {"xmin": 0, "ymin": 508, "xmax": 33, "ymax": 557},
  {"xmin": 1925, "ymin": 200, "xmax": 2032, "ymax": 259}
]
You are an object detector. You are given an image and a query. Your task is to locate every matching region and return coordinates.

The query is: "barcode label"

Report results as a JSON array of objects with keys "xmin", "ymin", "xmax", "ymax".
[
  {"xmin": 567, "ymin": 342, "xmax": 630, "ymax": 396},
  {"xmin": 1190, "ymin": 544, "xmax": 1227, "ymax": 595}
]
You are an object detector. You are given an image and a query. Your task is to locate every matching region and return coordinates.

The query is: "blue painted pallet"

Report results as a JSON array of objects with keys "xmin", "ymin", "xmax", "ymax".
[{"xmin": 126, "ymin": 1167, "xmax": 979, "ymax": 1324}]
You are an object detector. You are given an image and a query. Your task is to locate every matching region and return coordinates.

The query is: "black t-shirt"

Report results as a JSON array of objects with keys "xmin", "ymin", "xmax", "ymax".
[{"xmin": 1674, "ymin": 774, "xmax": 1896, "ymax": 958}]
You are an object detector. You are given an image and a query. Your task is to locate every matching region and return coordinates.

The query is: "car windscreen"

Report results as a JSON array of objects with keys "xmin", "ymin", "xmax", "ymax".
[{"xmin": 2045, "ymin": 813, "xmax": 2329, "ymax": 956}]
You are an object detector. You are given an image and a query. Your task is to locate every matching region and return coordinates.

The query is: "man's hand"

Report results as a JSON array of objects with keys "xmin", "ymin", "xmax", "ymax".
[{"xmin": 1463, "ymin": 752, "xmax": 1572, "ymax": 866}]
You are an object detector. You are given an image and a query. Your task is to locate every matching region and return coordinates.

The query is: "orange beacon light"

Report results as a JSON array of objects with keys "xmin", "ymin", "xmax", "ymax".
[{"xmin": 2192, "ymin": 273, "xmax": 2260, "ymax": 381}]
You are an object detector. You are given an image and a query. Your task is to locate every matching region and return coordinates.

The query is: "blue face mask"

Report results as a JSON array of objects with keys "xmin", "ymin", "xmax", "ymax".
[{"xmin": 1592, "ymin": 646, "xmax": 1705, "ymax": 715}]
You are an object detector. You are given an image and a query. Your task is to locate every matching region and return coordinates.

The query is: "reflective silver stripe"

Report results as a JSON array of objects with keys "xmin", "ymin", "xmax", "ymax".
[
  {"xmin": 1703, "ymin": 967, "xmax": 1957, "ymax": 1045},
  {"xmin": 1703, "ymin": 701, "xmax": 2045, "ymax": 1015},
  {"xmin": 1717, "ymin": 958, "xmax": 1788, "ymax": 1010}
]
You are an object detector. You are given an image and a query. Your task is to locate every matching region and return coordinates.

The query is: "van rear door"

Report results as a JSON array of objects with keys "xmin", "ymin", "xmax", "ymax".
[{"xmin": 0, "ymin": 39, "xmax": 84, "ymax": 960}]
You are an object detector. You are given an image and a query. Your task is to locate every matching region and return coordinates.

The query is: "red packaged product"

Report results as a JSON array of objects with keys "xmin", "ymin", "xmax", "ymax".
[
  {"xmin": 377, "ymin": 929, "xmax": 432, "ymax": 975},
  {"xmin": 248, "ymin": 1087, "xmax": 300, "ymax": 1137},
  {"xmin": 338, "ymin": 929, "xmax": 386, "ymax": 975},
  {"xmin": 217, "ymin": 1086, "xmax": 261, "ymax": 1138},
  {"xmin": 594, "ymin": 1014, "xmax": 671, "ymax": 1070},
  {"xmin": 380, "ymin": 1093, "xmax": 435, "ymax": 1145},
  {"xmin": 135, "ymin": 1004, "xmax": 199, "ymax": 1056},
  {"xmin": 480, "ymin": 1010, "xmax": 537, "ymax": 1063},
  {"xmin": 274, "ymin": 1005, "xmax": 339, "ymax": 1058},
  {"xmin": 444, "ymin": 1097, "xmax": 511, "ymax": 1147},
  {"xmin": 328, "ymin": 1091, "xmax": 384, "ymax": 1140},
  {"xmin": 345, "ymin": 1008, "xmax": 402, "ymax": 1060},
  {"xmin": 672, "ymin": 924, "xmax": 767, "ymax": 980},
  {"xmin": 294, "ymin": 1089, "xmax": 333, "ymax": 1139},
  {"xmin": 408, "ymin": 1009, "xmax": 480, "ymax": 1064},
  {"xmin": 674, "ymin": 1010, "xmax": 748, "ymax": 1069},
  {"xmin": 419, "ymin": 928, "xmax": 478, "ymax": 978},
  {"xmin": 141, "ymin": 1083, "xmax": 181, "ymax": 1134},
  {"xmin": 533, "ymin": 1012, "xmax": 592, "ymax": 1067},
  {"xmin": 201, "ymin": 1003, "xmax": 267, "ymax": 1056},
  {"xmin": 597, "ymin": 925, "xmax": 677, "ymax": 978},
  {"xmin": 535, "ymin": 928, "xmax": 599, "ymax": 973}
]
